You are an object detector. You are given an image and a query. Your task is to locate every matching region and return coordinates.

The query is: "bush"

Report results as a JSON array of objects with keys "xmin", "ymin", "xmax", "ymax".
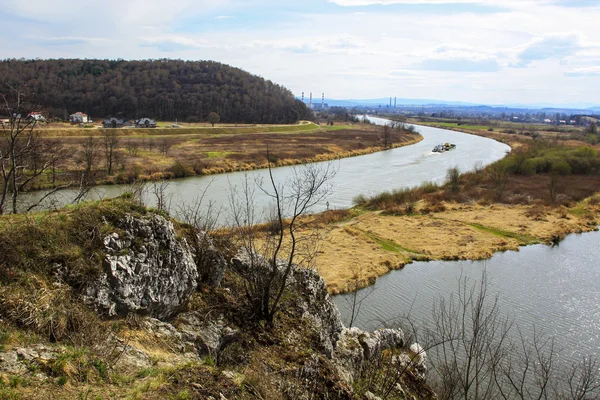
[
  {"xmin": 551, "ymin": 159, "xmax": 572, "ymax": 175},
  {"xmin": 168, "ymin": 161, "xmax": 194, "ymax": 178},
  {"xmin": 446, "ymin": 167, "xmax": 461, "ymax": 193}
]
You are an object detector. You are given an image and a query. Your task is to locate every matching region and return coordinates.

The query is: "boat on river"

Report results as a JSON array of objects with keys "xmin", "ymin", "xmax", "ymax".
[{"xmin": 432, "ymin": 142, "xmax": 456, "ymax": 153}]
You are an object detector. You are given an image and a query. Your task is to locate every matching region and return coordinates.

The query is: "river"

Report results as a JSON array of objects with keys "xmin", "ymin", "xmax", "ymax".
[
  {"xmin": 21, "ymin": 117, "xmax": 510, "ymax": 225},
  {"xmin": 20, "ymin": 117, "xmax": 599, "ymax": 375}
]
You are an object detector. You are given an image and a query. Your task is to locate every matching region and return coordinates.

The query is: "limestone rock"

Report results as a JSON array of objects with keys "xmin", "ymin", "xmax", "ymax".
[
  {"xmin": 193, "ymin": 232, "xmax": 227, "ymax": 287},
  {"xmin": 175, "ymin": 312, "xmax": 239, "ymax": 358},
  {"xmin": 333, "ymin": 327, "xmax": 405, "ymax": 382},
  {"xmin": 231, "ymin": 250, "xmax": 344, "ymax": 357},
  {"xmin": 84, "ymin": 214, "xmax": 198, "ymax": 320}
]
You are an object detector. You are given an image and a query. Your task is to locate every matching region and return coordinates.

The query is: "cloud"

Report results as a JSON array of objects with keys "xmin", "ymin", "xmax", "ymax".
[
  {"xmin": 417, "ymin": 44, "xmax": 501, "ymax": 72},
  {"xmin": 33, "ymin": 36, "xmax": 111, "ymax": 45},
  {"xmin": 139, "ymin": 36, "xmax": 229, "ymax": 52},
  {"xmin": 513, "ymin": 33, "xmax": 582, "ymax": 67},
  {"xmin": 565, "ymin": 66, "xmax": 600, "ymax": 77},
  {"xmin": 328, "ymin": 0, "xmax": 544, "ymax": 5},
  {"xmin": 214, "ymin": 15, "xmax": 235, "ymax": 20},
  {"xmin": 248, "ymin": 36, "xmax": 368, "ymax": 54}
]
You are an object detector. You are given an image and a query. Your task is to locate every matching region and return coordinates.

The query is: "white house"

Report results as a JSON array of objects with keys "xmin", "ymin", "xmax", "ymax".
[
  {"xmin": 28, "ymin": 112, "xmax": 45, "ymax": 121},
  {"xmin": 70, "ymin": 112, "xmax": 90, "ymax": 123}
]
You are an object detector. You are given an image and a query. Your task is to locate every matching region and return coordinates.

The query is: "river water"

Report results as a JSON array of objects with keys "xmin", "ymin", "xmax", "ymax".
[
  {"xmin": 333, "ymin": 230, "xmax": 600, "ymax": 364},
  {"xmin": 21, "ymin": 117, "xmax": 599, "ymax": 371},
  {"xmin": 21, "ymin": 117, "xmax": 510, "ymax": 225}
]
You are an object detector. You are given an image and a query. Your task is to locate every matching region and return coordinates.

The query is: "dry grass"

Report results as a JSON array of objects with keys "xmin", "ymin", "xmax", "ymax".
[
  {"xmin": 27, "ymin": 123, "xmax": 423, "ymax": 189},
  {"xmin": 304, "ymin": 200, "xmax": 600, "ymax": 294}
]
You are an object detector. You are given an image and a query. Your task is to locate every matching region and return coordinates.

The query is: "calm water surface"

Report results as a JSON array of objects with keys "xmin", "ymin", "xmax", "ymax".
[{"xmin": 334, "ymin": 230, "xmax": 600, "ymax": 364}]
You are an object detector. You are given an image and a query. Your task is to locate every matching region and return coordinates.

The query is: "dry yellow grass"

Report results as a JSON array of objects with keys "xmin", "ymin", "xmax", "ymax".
[{"xmin": 309, "ymin": 200, "xmax": 600, "ymax": 294}]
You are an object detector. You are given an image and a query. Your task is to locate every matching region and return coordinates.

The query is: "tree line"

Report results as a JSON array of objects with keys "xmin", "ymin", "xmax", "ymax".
[{"xmin": 0, "ymin": 59, "xmax": 310, "ymax": 124}]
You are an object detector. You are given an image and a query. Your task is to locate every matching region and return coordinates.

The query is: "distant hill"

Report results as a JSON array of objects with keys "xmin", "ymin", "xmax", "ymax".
[
  {"xmin": 313, "ymin": 97, "xmax": 598, "ymax": 112},
  {"xmin": 0, "ymin": 59, "xmax": 309, "ymax": 124},
  {"xmin": 319, "ymin": 98, "xmax": 482, "ymax": 107}
]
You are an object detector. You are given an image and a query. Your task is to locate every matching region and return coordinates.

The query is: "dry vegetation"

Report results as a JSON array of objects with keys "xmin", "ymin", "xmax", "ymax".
[
  {"xmin": 24, "ymin": 122, "xmax": 422, "ymax": 189},
  {"xmin": 0, "ymin": 196, "xmax": 430, "ymax": 399},
  {"xmin": 278, "ymin": 139, "xmax": 600, "ymax": 294}
]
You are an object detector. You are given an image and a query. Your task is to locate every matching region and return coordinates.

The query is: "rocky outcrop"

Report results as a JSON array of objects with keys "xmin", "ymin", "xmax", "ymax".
[
  {"xmin": 288, "ymin": 264, "xmax": 344, "ymax": 358},
  {"xmin": 231, "ymin": 250, "xmax": 344, "ymax": 357},
  {"xmin": 84, "ymin": 214, "xmax": 198, "ymax": 320},
  {"xmin": 332, "ymin": 327, "xmax": 406, "ymax": 382},
  {"xmin": 192, "ymin": 232, "xmax": 227, "ymax": 287}
]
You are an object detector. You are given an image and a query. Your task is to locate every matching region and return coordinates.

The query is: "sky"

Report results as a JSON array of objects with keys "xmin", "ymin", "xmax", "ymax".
[{"xmin": 1, "ymin": 0, "xmax": 599, "ymax": 107}]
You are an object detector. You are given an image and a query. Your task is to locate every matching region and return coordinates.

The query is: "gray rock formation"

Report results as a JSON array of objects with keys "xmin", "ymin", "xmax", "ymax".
[
  {"xmin": 193, "ymin": 232, "xmax": 227, "ymax": 287},
  {"xmin": 84, "ymin": 214, "xmax": 198, "ymax": 320},
  {"xmin": 231, "ymin": 250, "xmax": 344, "ymax": 357},
  {"xmin": 332, "ymin": 328, "xmax": 405, "ymax": 382}
]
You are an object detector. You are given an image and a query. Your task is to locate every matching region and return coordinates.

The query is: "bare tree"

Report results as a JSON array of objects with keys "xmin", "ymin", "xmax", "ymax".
[
  {"xmin": 150, "ymin": 180, "xmax": 172, "ymax": 213},
  {"xmin": 159, "ymin": 138, "xmax": 171, "ymax": 156},
  {"xmin": 427, "ymin": 272, "xmax": 512, "ymax": 400},
  {"xmin": 126, "ymin": 139, "xmax": 139, "ymax": 155},
  {"xmin": 0, "ymin": 87, "xmax": 67, "ymax": 214},
  {"xmin": 101, "ymin": 130, "xmax": 119, "ymax": 176},
  {"xmin": 81, "ymin": 132, "xmax": 98, "ymax": 177},
  {"xmin": 381, "ymin": 123, "xmax": 394, "ymax": 149},
  {"xmin": 229, "ymin": 148, "xmax": 336, "ymax": 324},
  {"xmin": 344, "ymin": 265, "xmax": 375, "ymax": 328}
]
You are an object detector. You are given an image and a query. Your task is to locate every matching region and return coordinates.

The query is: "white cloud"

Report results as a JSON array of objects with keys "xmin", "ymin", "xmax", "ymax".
[
  {"xmin": 417, "ymin": 44, "xmax": 501, "ymax": 72},
  {"xmin": 512, "ymin": 33, "xmax": 583, "ymax": 67},
  {"xmin": 328, "ymin": 0, "xmax": 550, "ymax": 6},
  {"xmin": 565, "ymin": 66, "xmax": 600, "ymax": 77}
]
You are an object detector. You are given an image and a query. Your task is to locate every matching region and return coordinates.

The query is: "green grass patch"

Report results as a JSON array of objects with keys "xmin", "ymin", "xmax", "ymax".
[
  {"xmin": 361, "ymin": 230, "xmax": 421, "ymax": 255},
  {"xmin": 205, "ymin": 151, "xmax": 235, "ymax": 159},
  {"xmin": 466, "ymin": 223, "xmax": 539, "ymax": 245}
]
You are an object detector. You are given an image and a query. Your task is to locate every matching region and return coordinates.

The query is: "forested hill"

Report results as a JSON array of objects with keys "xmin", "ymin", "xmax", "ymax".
[{"xmin": 0, "ymin": 59, "xmax": 310, "ymax": 124}]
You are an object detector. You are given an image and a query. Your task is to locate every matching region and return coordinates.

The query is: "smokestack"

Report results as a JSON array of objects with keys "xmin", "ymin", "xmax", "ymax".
[
  {"xmin": 310, "ymin": 93, "xmax": 313, "ymax": 109},
  {"xmin": 302, "ymin": 92, "xmax": 304, "ymax": 103},
  {"xmin": 394, "ymin": 97, "xmax": 397, "ymax": 108},
  {"xmin": 390, "ymin": 97, "xmax": 392, "ymax": 108},
  {"xmin": 322, "ymin": 93, "xmax": 325, "ymax": 109}
]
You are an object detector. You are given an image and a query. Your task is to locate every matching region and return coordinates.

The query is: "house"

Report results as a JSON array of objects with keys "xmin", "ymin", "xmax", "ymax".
[
  {"xmin": 134, "ymin": 118, "xmax": 157, "ymax": 128},
  {"xmin": 102, "ymin": 118, "xmax": 129, "ymax": 128},
  {"xmin": 70, "ymin": 112, "xmax": 90, "ymax": 124},
  {"xmin": 544, "ymin": 119, "xmax": 552, "ymax": 123},
  {"xmin": 28, "ymin": 112, "xmax": 45, "ymax": 121}
]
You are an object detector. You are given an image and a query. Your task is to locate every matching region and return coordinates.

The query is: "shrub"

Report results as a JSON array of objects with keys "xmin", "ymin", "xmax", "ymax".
[
  {"xmin": 168, "ymin": 161, "xmax": 194, "ymax": 178},
  {"xmin": 352, "ymin": 194, "xmax": 368, "ymax": 206},
  {"xmin": 446, "ymin": 167, "xmax": 461, "ymax": 193}
]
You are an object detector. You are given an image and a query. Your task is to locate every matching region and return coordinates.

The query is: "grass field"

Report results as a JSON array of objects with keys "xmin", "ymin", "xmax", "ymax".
[{"xmin": 23, "ymin": 121, "xmax": 423, "ymax": 189}]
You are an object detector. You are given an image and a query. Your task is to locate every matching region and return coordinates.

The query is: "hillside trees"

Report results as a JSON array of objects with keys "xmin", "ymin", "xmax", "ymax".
[{"xmin": 0, "ymin": 59, "xmax": 311, "ymax": 124}]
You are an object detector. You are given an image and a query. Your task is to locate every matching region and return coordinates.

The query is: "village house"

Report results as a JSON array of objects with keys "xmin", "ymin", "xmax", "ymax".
[
  {"xmin": 102, "ymin": 118, "xmax": 130, "ymax": 128},
  {"xmin": 70, "ymin": 112, "xmax": 90, "ymax": 123},
  {"xmin": 28, "ymin": 112, "xmax": 45, "ymax": 121},
  {"xmin": 134, "ymin": 118, "xmax": 157, "ymax": 128}
]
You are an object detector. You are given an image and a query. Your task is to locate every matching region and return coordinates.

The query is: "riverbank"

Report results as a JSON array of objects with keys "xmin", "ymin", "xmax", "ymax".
[{"xmin": 312, "ymin": 198, "xmax": 599, "ymax": 294}]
